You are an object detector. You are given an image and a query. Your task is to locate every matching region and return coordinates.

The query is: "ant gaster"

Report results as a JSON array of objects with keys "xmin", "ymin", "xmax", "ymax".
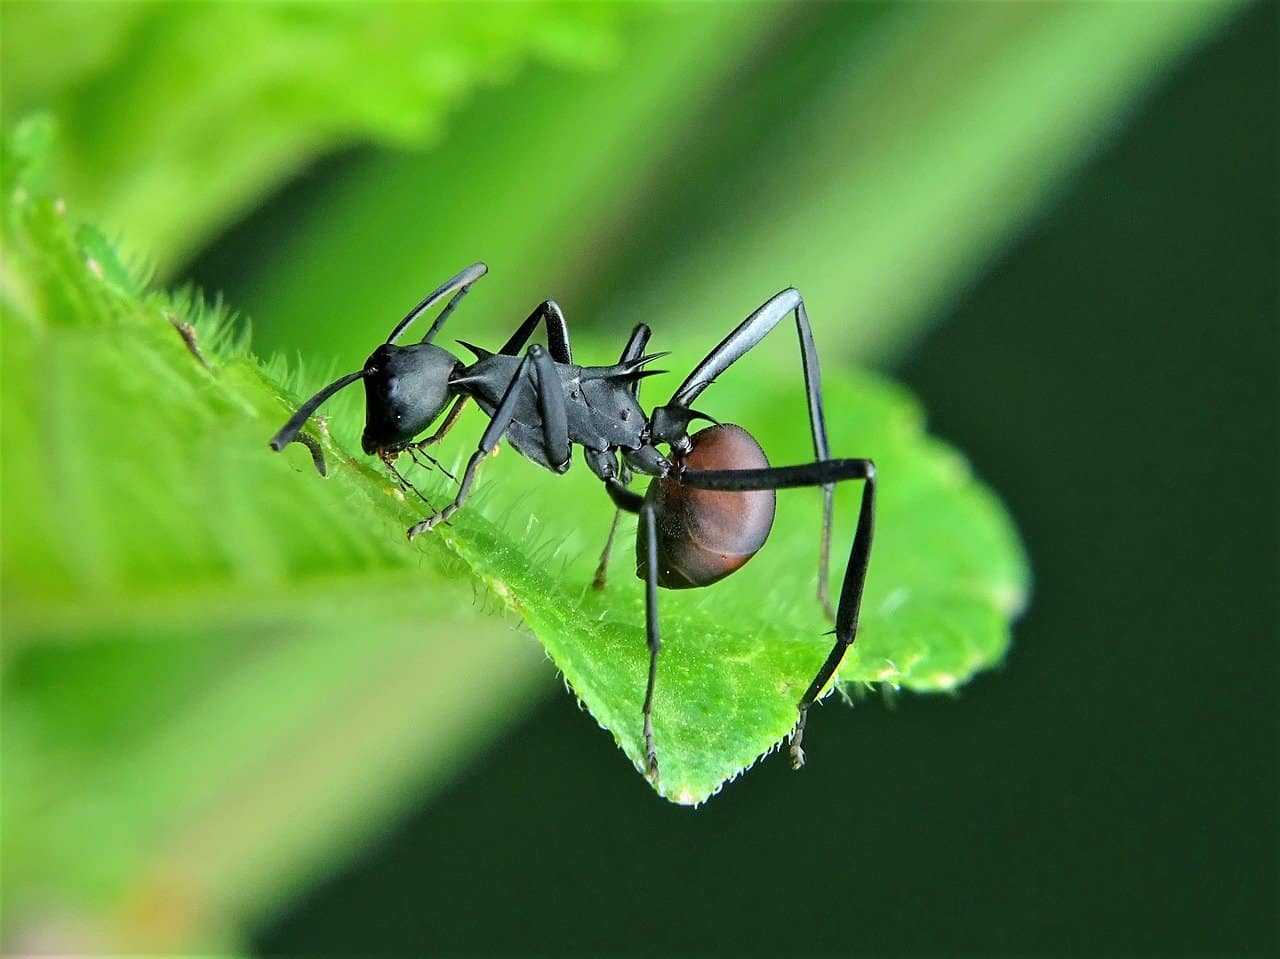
[{"xmin": 269, "ymin": 263, "xmax": 875, "ymax": 782}]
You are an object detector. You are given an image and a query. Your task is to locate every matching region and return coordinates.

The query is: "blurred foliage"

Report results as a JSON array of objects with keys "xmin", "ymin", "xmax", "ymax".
[
  {"xmin": 207, "ymin": 1, "xmax": 1238, "ymax": 368},
  {"xmin": 0, "ymin": 0, "xmax": 1241, "ymax": 953},
  {"xmin": 0, "ymin": 1, "xmax": 619, "ymax": 271}
]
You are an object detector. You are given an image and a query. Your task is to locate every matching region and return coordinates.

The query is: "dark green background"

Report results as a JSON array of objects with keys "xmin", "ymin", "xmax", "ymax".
[{"xmin": 189, "ymin": 6, "xmax": 1276, "ymax": 955}]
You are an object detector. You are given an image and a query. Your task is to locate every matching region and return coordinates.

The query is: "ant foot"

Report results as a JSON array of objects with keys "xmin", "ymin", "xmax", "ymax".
[
  {"xmin": 406, "ymin": 516, "xmax": 438, "ymax": 540},
  {"xmin": 644, "ymin": 753, "xmax": 660, "ymax": 784},
  {"xmin": 643, "ymin": 714, "xmax": 660, "ymax": 783},
  {"xmin": 789, "ymin": 708, "xmax": 808, "ymax": 769},
  {"xmin": 406, "ymin": 507, "xmax": 457, "ymax": 540}
]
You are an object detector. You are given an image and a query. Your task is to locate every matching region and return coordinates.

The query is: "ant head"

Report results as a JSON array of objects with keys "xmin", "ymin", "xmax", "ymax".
[
  {"xmin": 268, "ymin": 264, "xmax": 487, "ymax": 461},
  {"xmin": 360, "ymin": 342, "xmax": 462, "ymax": 455}
]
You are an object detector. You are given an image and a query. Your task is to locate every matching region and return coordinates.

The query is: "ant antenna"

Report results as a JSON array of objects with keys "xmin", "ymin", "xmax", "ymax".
[
  {"xmin": 270, "ymin": 262, "xmax": 487, "ymax": 453},
  {"xmin": 269, "ymin": 369, "xmax": 367, "ymax": 451},
  {"xmin": 385, "ymin": 261, "xmax": 488, "ymax": 345}
]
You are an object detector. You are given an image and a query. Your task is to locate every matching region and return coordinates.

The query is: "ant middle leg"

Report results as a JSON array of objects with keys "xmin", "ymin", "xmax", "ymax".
[
  {"xmin": 582, "ymin": 460, "xmax": 659, "ymax": 776},
  {"xmin": 381, "ymin": 450, "xmax": 438, "ymax": 513},
  {"xmin": 406, "ymin": 445, "xmax": 457, "ymax": 483},
  {"xmin": 498, "ymin": 299, "xmax": 574, "ymax": 362}
]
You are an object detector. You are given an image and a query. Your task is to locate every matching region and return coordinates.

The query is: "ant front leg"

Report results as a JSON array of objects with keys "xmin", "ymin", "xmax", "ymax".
[
  {"xmin": 405, "ymin": 445, "xmax": 457, "ymax": 483},
  {"xmin": 381, "ymin": 449, "xmax": 438, "ymax": 512},
  {"xmin": 412, "ymin": 394, "xmax": 469, "ymax": 451},
  {"xmin": 678, "ymin": 456, "xmax": 875, "ymax": 769},
  {"xmin": 406, "ymin": 345, "xmax": 569, "ymax": 539},
  {"xmin": 408, "ymin": 395, "xmax": 469, "ymax": 485}
]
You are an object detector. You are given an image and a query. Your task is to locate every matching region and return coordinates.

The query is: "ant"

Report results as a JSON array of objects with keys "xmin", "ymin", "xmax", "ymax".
[{"xmin": 269, "ymin": 263, "xmax": 875, "ymax": 782}]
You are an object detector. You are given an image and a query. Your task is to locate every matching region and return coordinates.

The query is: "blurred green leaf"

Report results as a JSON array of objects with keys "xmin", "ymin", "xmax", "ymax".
[
  {"xmin": 236, "ymin": 1, "xmax": 786, "ymax": 362},
  {"xmin": 594, "ymin": 0, "xmax": 1247, "ymax": 363},
  {"xmin": 234, "ymin": 1, "xmax": 1240, "ymax": 371},
  {"xmin": 0, "ymin": 1, "xmax": 620, "ymax": 272},
  {"xmin": 4, "ymin": 120, "xmax": 1024, "ymax": 920}
]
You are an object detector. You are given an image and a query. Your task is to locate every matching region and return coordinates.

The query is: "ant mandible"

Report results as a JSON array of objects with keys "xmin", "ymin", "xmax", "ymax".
[{"xmin": 269, "ymin": 263, "xmax": 875, "ymax": 782}]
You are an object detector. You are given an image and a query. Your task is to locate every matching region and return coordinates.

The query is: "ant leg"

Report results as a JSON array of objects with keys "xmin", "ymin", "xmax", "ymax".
[
  {"xmin": 793, "ymin": 465, "xmax": 873, "ymax": 767},
  {"xmin": 639, "ymin": 499, "xmax": 663, "ymax": 782},
  {"xmin": 382, "ymin": 452, "xmax": 438, "ymax": 512},
  {"xmin": 528, "ymin": 345, "xmax": 571, "ymax": 469},
  {"xmin": 411, "ymin": 394, "xmax": 471, "ymax": 451},
  {"xmin": 408, "ymin": 299, "xmax": 573, "ymax": 487},
  {"xmin": 660, "ymin": 289, "xmax": 836, "ymax": 619},
  {"xmin": 498, "ymin": 300, "xmax": 574, "ymax": 363},
  {"xmin": 679, "ymin": 457, "xmax": 875, "ymax": 768},
  {"xmin": 591, "ymin": 464, "xmax": 641, "ymax": 589},
  {"xmin": 406, "ymin": 345, "xmax": 569, "ymax": 539},
  {"xmin": 406, "ymin": 446, "xmax": 457, "ymax": 483},
  {"xmin": 408, "ymin": 394, "xmax": 471, "ymax": 486},
  {"xmin": 592, "ymin": 324, "xmax": 654, "ymax": 589},
  {"xmin": 592, "ymin": 505, "xmax": 623, "ymax": 590},
  {"xmin": 443, "ymin": 300, "xmax": 582, "ymax": 503}
]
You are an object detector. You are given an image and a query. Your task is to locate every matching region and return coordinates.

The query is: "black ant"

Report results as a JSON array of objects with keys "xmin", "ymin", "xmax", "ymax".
[{"xmin": 270, "ymin": 263, "xmax": 875, "ymax": 782}]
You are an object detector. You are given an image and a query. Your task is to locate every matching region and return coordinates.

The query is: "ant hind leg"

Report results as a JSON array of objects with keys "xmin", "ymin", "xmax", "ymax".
[{"xmin": 677, "ymin": 456, "xmax": 875, "ymax": 768}]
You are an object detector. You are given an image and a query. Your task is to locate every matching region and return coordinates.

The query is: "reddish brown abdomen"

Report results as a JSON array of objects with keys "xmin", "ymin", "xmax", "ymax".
[{"xmin": 638, "ymin": 424, "xmax": 776, "ymax": 589}]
